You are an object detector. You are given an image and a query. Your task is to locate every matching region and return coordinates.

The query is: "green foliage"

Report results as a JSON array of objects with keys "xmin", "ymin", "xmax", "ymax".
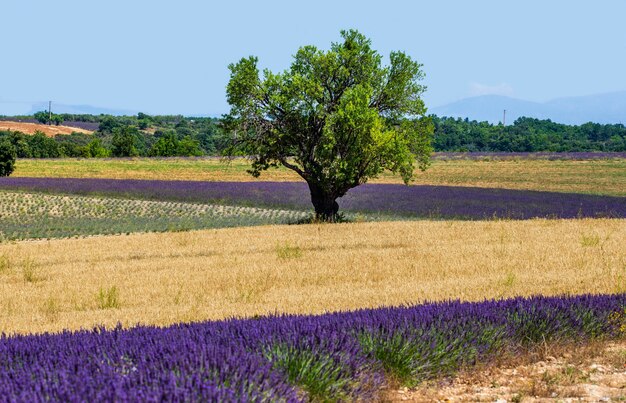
[
  {"xmin": 98, "ymin": 116, "xmax": 123, "ymax": 134},
  {"xmin": 2, "ymin": 105, "xmax": 623, "ymax": 161},
  {"xmin": 0, "ymin": 114, "xmax": 228, "ymax": 158},
  {"xmin": 149, "ymin": 132, "xmax": 179, "ymax": 157},
  {"xmin": 195, "ymin": 120, "xmax": 223, "ymax": 154},
  {"xmin": 149, "ymin": 132, "xmax": 204, "ymax": 157},
  {"xmin": 92, "ymin": 114, "xmax": 220, "ymax": 156},
  {"xmin": 177, "ymin": 136, "xmax": 203, "ymax": 156},
  {"xmin": 111, "ymin": 126, "xmax": 140, "ymax": 157},
  {"xmin": 33, "ymin": 110, "xmax": 63, "ymax": 126},
  {"xmin": 96, "ymin": 286, "xmax": 120, "ymax": 309},
  {"xmin": 27, "ymin": 131, "xmax": 61, "ymax": 158},
  {"xmin": 0, "ymin": 131, "xmax": 30, "ymax": 157},
  {"xmin": 432, "ymin": 116, "xmax": 626, "ymax": 152},
  {"xmin": 51, "ymin": 115, "xmax": 64, "ymax": 126},
  {"xmin": 137, "ymin": 119, "xmax": 149, "ymax": 130},
  {"xmin": 85, "ymin": 138, "xmax": 108, "ymax": 157},
  {"xmin": 137, "ymin": 112, "xmax": 152, "ymax": 130},
  {"xmin": 33, "ymin": 111, "xmax": 49, "ymax": 124},
  {"xmin": 225, "ymin": 29, "xmax": 433, "ymax": 220},
  {"xmin": 55, "ymin": 132, "xmax": 92, "ymax": 157},
  {"xmin": 358, "ymin": 326, "xmax": 505, "ymax": 387},
  {"xmin": 0, "ymin": 140, "xmax": 16, "ymax": 177},
  {"xmin": 263, "ymin": 343, "xmax": 354, "ymax": 401}
]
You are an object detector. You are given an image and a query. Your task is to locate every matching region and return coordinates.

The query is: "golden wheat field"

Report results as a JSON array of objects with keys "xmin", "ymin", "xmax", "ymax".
[{"xmin": 0, "ymin": 219, "xmax": 624, "ymax": 335}]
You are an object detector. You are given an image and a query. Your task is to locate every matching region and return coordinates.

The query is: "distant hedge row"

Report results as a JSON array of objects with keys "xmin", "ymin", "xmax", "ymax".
[
  {"xmin": 0, "ymin": 115, "xmax": 226, "ymax": 158},
  {"xmin": 432, "ymin": 116, "xmax": 626, "ymax": 152},
  {"xmin": 1, "ymin": 113, "xmax": 625, "ymax": 157}
]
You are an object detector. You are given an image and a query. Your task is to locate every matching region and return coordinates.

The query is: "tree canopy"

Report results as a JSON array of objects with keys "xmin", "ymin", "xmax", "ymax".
[
  {"xmin": 111, "ymin": 126, "xmax": 140, "ymax": 157},
  {"xmin": 431, "ymin": 116, "xmax": 626, "ymax": 152},
  {"xmin": 225, "ymin": 29, "xmax": 433, "ymax": 220},
  {"xmin": 0, "ymin": 140, "xmax": 16, "ymax": 177},
  {"xmin": 33, "ymin": 110, "xmax": 64, "ymax": 126}
]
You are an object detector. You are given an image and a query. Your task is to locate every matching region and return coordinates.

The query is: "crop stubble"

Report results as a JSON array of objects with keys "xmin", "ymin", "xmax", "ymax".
[{"xmin": 0, "ymin": 219, "xmax": 624, "ymax": 335}]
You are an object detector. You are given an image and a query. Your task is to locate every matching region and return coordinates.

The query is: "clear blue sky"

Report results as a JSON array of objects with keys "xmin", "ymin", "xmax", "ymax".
[{"xmin": 1, "ymin": 0, "xmax": 625, "ymax": 116}]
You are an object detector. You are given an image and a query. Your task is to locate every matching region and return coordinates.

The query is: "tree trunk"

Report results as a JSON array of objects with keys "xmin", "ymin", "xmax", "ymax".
[{"xmin": 307, "ymin": 183, "xmax": 339, "ymax": 222}]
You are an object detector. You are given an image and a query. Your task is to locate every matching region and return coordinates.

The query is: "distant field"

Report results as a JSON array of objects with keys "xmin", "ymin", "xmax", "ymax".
[
  {"xmin": 0, "ymin": 121, "xmax": 92, "ymax": 136},
  {"xmin": 13, "ymin": 156, "xmax": 626, "ymax": 196},
  {"xmin": 0, "ymin": 219, "xmax": 623, "ymax": 335}
]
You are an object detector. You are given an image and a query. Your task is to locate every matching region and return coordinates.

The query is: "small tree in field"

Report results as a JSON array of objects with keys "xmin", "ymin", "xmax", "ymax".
[
  {"xmin": 225, "ymin": 30, "xmax": 433, "ymax": 221},
  {"xmin": 0, "ymin": 140, "xmax": 17, "ymax": 177}
]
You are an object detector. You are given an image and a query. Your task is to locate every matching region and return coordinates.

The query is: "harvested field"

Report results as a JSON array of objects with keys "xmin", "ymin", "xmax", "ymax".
[
  {"xmin": 0, "ymin": 219, "xmax": 623, "ymax": 335},
  {"xmin": 13, "ymin": 156, "xmax": 626, "ymax": 196},
  {"xmin": 0, "ymin": 121, "xmax": 92, "ymax": 136}
]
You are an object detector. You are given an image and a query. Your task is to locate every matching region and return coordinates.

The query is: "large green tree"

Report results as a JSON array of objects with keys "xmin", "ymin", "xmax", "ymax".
[{"xmin": 225, "ymin": 29, "xmax": 433, "ymax": 220}]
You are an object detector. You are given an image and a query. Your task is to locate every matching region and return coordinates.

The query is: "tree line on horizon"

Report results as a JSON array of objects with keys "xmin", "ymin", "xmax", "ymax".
[
  {"xmin": 432, "ymin": 116, "xmax": 626, "ymax": 152},
  {"xmin": 0, "ymin": 114, "xmax": 223, "ymax": 158},
  {"xmin": 0, "ymin": 113, "xmax": 625, "ymax": 159}
]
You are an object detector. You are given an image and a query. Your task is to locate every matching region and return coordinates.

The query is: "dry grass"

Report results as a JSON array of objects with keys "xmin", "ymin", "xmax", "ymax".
[
  {"xmin": 0, "ymin": 219, "xmax": 624, "ymax": 335},
  {"xmin": 13, "ymin": 157, "xmax": 626, "ymax": 196},
  {"xmin": 0, "ymin": 121, "xmax": 92, "ymax": 136},
  {"xmin": 398, "ymin": 340, "xmax": 626, "ymax": 402}
]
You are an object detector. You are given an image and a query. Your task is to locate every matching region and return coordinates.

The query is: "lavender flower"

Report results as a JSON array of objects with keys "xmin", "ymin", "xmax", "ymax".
[
  {"xmin": 1, "ymin": 177, "xmax": 623, "ymax": 219},
  {"xmin": 0, "ymin": 294, "xmax": 624, "ymax": 401}
]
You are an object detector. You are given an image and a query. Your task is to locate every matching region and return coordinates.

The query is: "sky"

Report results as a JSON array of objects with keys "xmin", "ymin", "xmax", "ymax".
[{"xmin": 1, "ymin": 0, "xmax": 625, "ymax": 116}]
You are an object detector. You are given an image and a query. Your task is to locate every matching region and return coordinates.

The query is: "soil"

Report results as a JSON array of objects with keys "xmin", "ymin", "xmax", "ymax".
[
  {"xmin": 384, "ymin": 340, "xmax": 626, "ymax": 402},
  {"xmin": 0, "ymin": 121, "xmax": 92, "ymax": 136}
]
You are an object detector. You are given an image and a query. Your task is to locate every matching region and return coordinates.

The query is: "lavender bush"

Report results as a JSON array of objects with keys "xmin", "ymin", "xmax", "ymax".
[
  {"xmin": 1, "ymin": 177, "xmax": 624, "ymax": 219},
  {"xmin": 0, "ymin": 294, "xmax": 624, "ymax": 401}
]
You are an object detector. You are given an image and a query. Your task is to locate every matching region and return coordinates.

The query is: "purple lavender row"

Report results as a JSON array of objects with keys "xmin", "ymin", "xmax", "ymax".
[
  {"xmin": 1, "ymin": 294, "xmax": 624, "ymax": 401},
  {"xmin": 431, "ymin": 151, "xmax": 626, "ymax": 160},
  {"xmin": 60, "ymin": 121, "xmax": 100, "ymax": 131},
  {"xmin": 1, "ymin": 177, "xmax": 624, "ymax": 219}
]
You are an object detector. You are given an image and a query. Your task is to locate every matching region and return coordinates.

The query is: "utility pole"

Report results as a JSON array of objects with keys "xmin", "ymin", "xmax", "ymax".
[
  {"xmin": 503, "ymin": 109, "xmax": 506, "ymax": 126},
  {"xmin": 48, "ymin": 101, "xmax": 52, "ymax": 125}
]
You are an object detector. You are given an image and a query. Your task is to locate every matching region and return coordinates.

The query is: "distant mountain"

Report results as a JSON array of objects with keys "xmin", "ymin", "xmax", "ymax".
[
  {"xmin": 28, "ymin": 103, "xmax": 138, "ymax": 116},
  {"xmin": 430, "ymin": 91, "xmax": 626, "ymax": 125}
]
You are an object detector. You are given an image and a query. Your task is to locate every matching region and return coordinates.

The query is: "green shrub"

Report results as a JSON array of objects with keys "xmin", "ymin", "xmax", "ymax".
[
  {"xmin": 0, "ymin": 140, "xmax": 16, "ymax": 177},
  {"xmin": 96, "ymin": 286, "xmax": 120, "ymax": 309}
]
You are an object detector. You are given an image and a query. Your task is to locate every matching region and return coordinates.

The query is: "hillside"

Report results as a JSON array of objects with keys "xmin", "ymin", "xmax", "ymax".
[{"xmin": 0, "ymin": 121, "xmax": 93, "ymax": 136}]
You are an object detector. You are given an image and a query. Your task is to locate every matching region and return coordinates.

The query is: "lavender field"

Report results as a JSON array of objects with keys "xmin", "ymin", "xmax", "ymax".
[
  {"xmin": 0, "ymin": 191, "xmax": 313, "ymax": 240},
  {"xmin": 1, "ymin": 177, "xmax": 624, "ymax": 220},
  {"xmin": 1, "ymin": 294, "xmax": 623, "ymax": 401}
]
